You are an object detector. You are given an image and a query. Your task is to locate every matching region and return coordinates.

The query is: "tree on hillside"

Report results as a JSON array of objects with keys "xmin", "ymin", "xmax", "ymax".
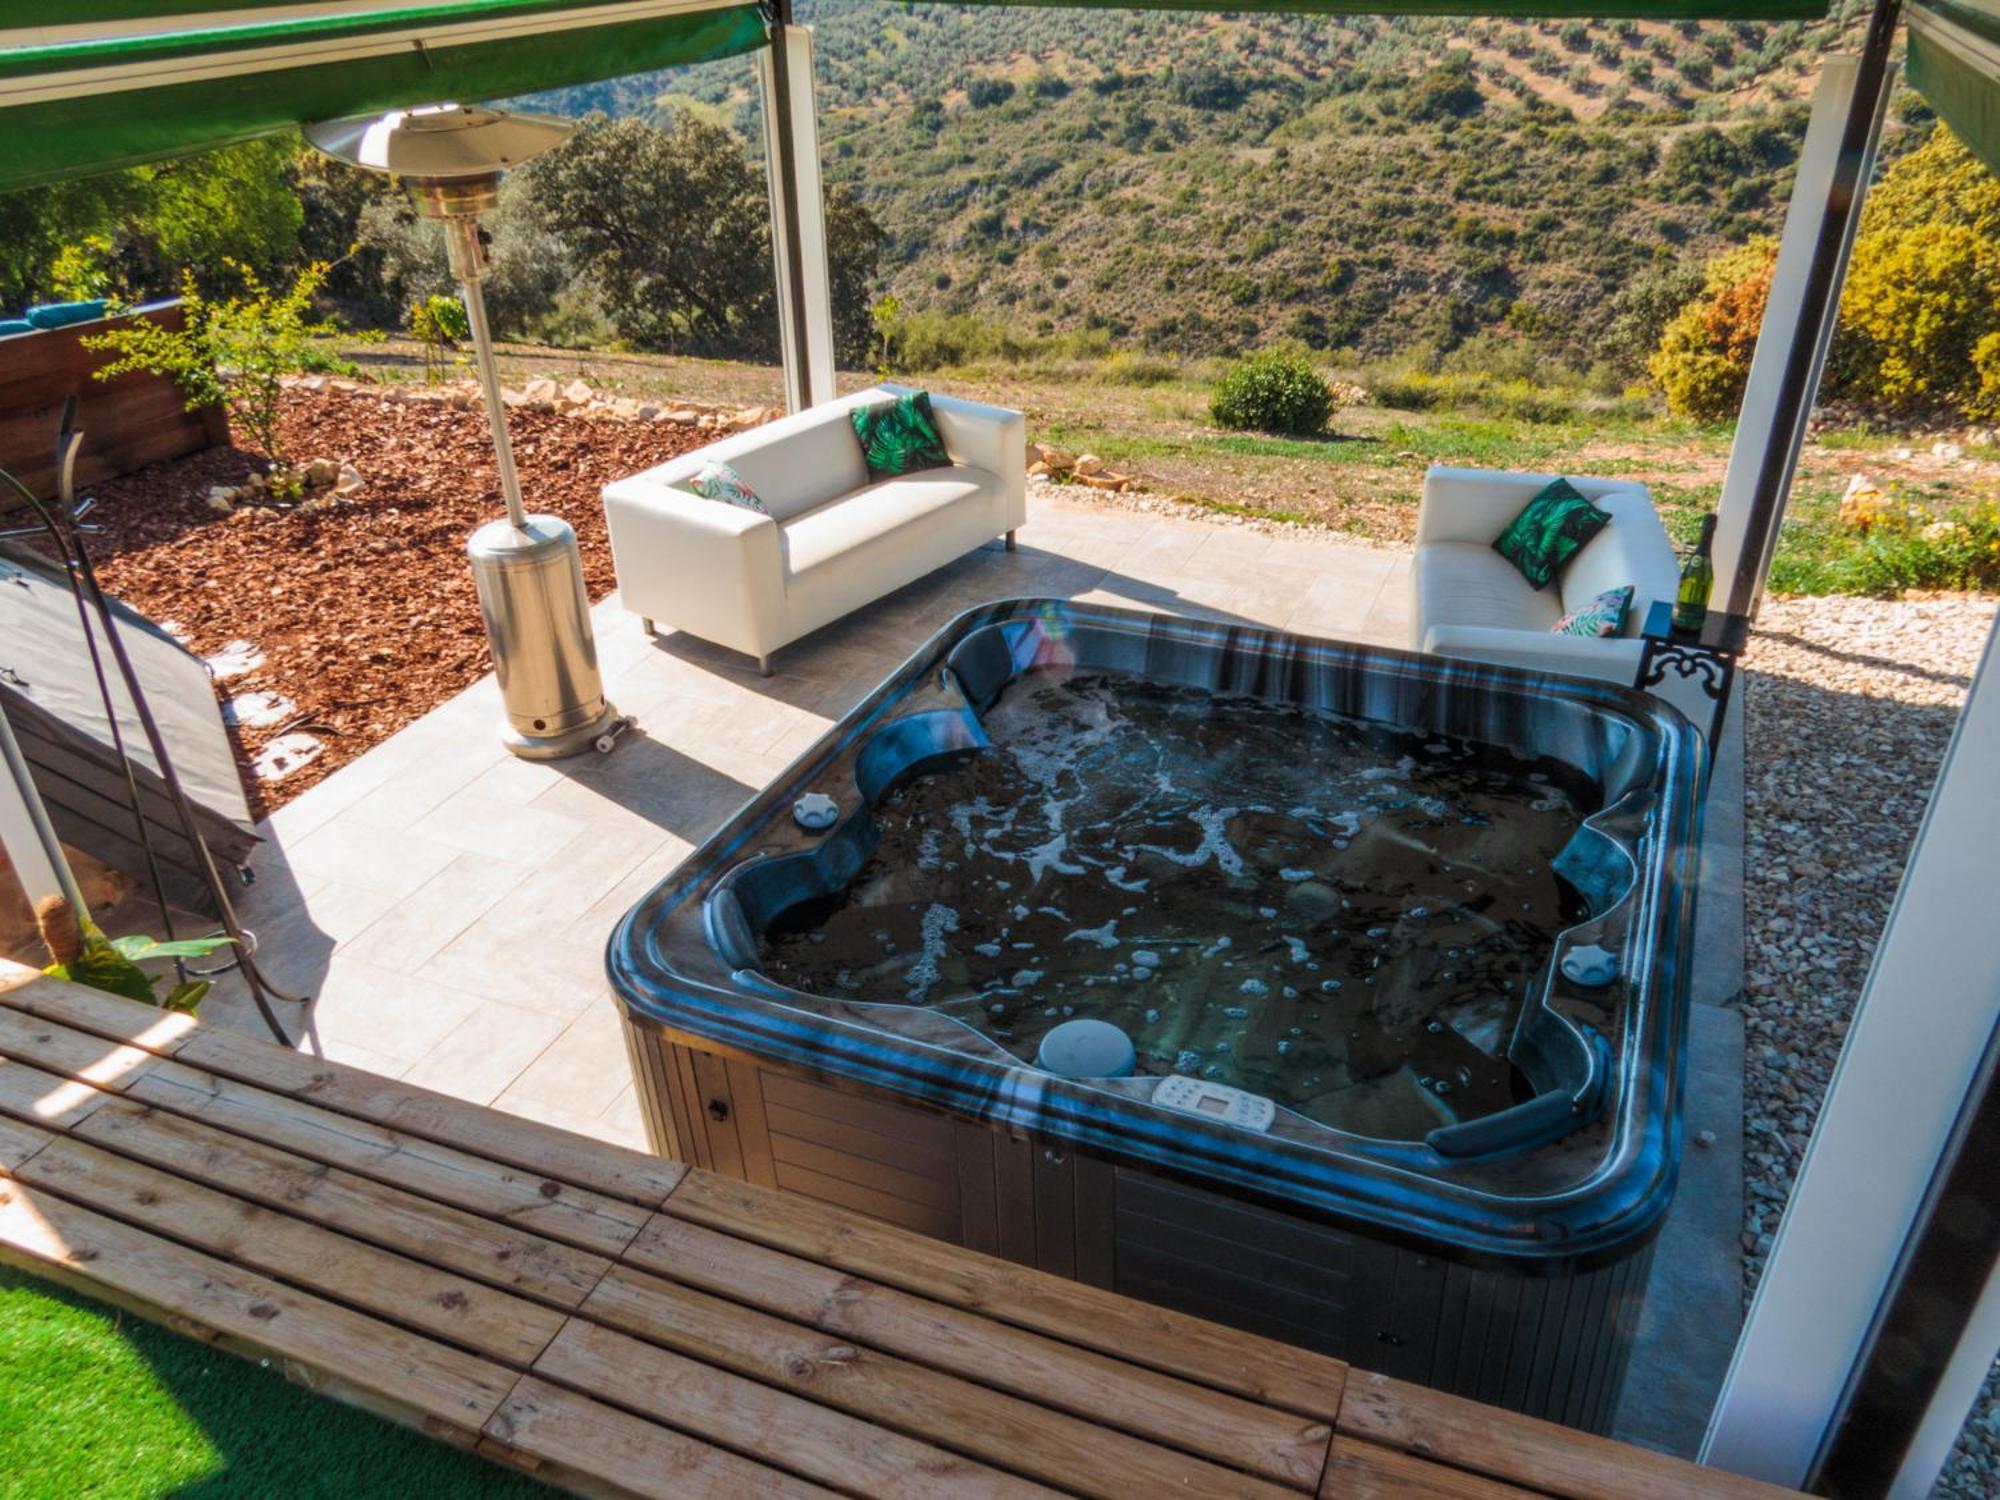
[
  {"xmin": 1832, "ymin": 126, "xmax": 2000, "ymax": 417},
  {"xmin": 521, "ymin": 112, "xmax": 884, "ymax": 365},
  {"xmin": 1648, "ymin": 239, "xmax": 1776, "ymax": 422},
  {"xmin": 1650, "ymin": 126, "xmax": 2000, "ymax": 424},
  {"xmin": 0, "ymin": 139, "xmax": 300, "ymax": 311}
]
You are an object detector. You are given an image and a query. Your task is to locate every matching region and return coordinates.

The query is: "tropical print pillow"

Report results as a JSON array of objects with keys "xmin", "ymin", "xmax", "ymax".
[
  {"xmin": 1552, "ymin": 584, "xmax": 1635, "ymax": 638},
  {"xmin": 1492, "ymin": 479, "xmax": 1611, "ymax": 590},
  {"xmin": 850, "ymin": 391, "xmax": 952, "ymax": 478},
  {"xmin": 688, "ymin": 459, "xmax": 767, "ymax": 513}
]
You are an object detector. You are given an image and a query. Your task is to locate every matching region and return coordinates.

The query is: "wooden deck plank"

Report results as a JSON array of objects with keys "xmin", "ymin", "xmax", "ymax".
[
  {"xmin": 63, "ymin": 1093, "xmax": 614, "ymax": 1309},
  {"xmin": 535, "ymin": 1317, "xmax": 1053, "ymax": 1499},
  {"xmin": 0, "ymin": 1112, "xmax": 52, "ymax": 1173},
  {"xmin": 0, "ymin": 993, "xmax": 657, "ymax": 1256},
  {"xmin": 1336, "ymin": 1371, "xmax": 1804, "ymax": 1500},
  {"xmin": 664, "ymin": 1166, "xmax": 1350, "ymax": 1421},
  {"xmin": 0, "ymin": 1004, "xmax": 174, "ymax": 1125},
  {"xmin": 0, "ymin": 1174, "xmax": 515, "ymax": 1444},
  {"xmin": 1320, "ymin": 1436, "xmax": 1547, "ymax": 1499},
  {"xmin": 12, "ymin": 1132, "xmax": 567, "ymax": 1366},
  {"xmin": 0, "ymin": 971, "xmax": 683, "ymax": 1207},
  {"xmin": 130, "ymin": 1054, "xmax": 651, "ymax": 1256},
  {"xmin": 482, "ymin": 1376, "xmax": 841, "ymax": 1500},
  {"xmin": 581, "ymin": 1262, "xmax": 1304, "ymax": 1500},
  {"xmin": 627, "ymin": 1213, "xmax": 1332, "ymax": 1490}
]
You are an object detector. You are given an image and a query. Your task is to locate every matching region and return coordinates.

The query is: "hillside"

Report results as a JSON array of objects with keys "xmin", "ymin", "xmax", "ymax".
[{"xmin": 522, "ymin": 0, "xmax": 1895, "ymax": 369}]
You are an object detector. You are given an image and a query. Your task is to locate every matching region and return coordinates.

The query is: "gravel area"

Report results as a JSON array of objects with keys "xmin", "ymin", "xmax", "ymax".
[{"xmin": 1739, "ymin": 593, "xmax": 1999, "ymax": 1497}]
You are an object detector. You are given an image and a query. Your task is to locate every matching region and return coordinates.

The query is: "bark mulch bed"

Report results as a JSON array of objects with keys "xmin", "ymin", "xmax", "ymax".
[{"xmin": 84, "ymin": 385, "xmax": 715, "ymax": 817}]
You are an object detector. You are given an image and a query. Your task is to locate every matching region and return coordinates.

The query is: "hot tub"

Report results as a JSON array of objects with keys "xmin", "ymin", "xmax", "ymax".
[{"xmin": 609, "ymin": 600, "xmax": 1704, "ymax": 1431}]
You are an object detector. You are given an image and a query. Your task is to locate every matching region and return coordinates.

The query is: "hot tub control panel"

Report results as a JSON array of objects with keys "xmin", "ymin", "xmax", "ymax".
[{"xmin": 1151, "ymin": 1076, "xmax": 1276, "ymax": 1133}]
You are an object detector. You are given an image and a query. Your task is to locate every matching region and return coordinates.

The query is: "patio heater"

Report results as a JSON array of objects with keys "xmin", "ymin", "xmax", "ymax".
[{"xmin": 305, "ymin": 104, "xmax": 628, "ymax": 759}]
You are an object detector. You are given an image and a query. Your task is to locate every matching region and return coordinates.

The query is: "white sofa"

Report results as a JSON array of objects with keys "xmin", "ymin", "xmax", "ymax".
[
  {"xmin": 603, "ymin": 385, "xmax": 1026, "ymax": 673},
  {"xmin": 1410, "ymin": 465, "xmax": 1679, "ymax": 685}
]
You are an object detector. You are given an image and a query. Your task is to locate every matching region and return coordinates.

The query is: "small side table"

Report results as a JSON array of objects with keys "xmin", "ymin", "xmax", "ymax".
[{"xmin": 1633, "ymin": 600, "xmax": 1752, "ymax": 751}]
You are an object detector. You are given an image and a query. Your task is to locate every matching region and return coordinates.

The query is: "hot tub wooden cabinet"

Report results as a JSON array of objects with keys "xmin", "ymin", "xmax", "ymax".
[
  {"xmin": 624, "ymin": 1023, "xmax": 1654, "ymax": 1435},
  {"xmin": 610, "ymin": 602, "xmax": 1703, "ymax": 1436}
]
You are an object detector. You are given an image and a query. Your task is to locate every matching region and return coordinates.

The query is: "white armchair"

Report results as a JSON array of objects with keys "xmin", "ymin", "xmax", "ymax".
[
  {"xmin": 603, "ymin": 385, "xmax": 1026, "ymax": 673},
  {"xmin": 1410, "ymin": 466, "xmax": 1680, "ymax": 686}
]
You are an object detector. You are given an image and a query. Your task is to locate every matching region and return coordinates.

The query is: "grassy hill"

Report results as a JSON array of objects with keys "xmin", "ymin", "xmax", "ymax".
[{"xmin": 523, "ymin": 1, "xmax": 1900, "ymax": 371}]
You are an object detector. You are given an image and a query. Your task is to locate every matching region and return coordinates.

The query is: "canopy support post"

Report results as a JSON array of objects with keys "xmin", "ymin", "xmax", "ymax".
[
  {"xmin": 1702, "ymin": 610, "xmax": 2000, "ymax": 1493},
  {"xmin": 757, "ymin": 5, "xmax": 835, "ymax": 413},
  {"xmin": 1710, "ymin": 0, "xmax": 1900, "ymax": 620}
]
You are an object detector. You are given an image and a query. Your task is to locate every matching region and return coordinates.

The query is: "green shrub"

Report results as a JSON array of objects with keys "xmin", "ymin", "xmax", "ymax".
[
  {"xmin": 1209, "ymin": 346, "xmax": 1336, "ymax": 435},
  {"xmin": 407, "ymin": 293, "xmax": 468, "ymax": 383},
  {"xmin": 83, "ymin": 258, "xmax": 351, "ymax": 487}
]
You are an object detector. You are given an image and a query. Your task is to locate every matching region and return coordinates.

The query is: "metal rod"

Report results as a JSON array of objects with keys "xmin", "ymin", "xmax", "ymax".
[
  {"xmin": 1725, "ymin": 0, "xmax": 1901, "ymax": 619},
  {"xmin": 447, "ymin": 215, "xmax": 530, "ymax": 531},
  {"xmin": 0, "ymin": 699, "xmax": 86, "ymax": 916}
]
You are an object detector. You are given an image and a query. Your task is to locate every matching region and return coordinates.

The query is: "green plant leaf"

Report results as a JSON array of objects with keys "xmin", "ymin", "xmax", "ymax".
[
  {"xmin": 160, "ymin": 980, "xmax": 210, "ymax": 1015},
  {"xmin": 109, "ymin": 934, "xmax": 235, "ymax": 963},
  {"xmin": 65, "ymin": 941, "xmax": 160, "ymax": 1006}
]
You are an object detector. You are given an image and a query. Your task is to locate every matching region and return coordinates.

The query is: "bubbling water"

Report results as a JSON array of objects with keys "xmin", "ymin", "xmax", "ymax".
[{"xmin": 759, "ymin": 671, "xmax": 1592, "ymax": 1141}]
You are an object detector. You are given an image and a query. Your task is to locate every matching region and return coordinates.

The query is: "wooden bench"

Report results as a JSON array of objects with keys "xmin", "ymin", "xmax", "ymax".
[{"xmin": 0, "ymin": 960, "xmax": 1800, "ymax": 1499}]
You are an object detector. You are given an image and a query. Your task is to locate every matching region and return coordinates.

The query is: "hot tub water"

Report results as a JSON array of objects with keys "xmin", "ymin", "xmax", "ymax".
[{"xmin": 760, "ymin": 671, "xmax": 1592, "ymax": 1141}]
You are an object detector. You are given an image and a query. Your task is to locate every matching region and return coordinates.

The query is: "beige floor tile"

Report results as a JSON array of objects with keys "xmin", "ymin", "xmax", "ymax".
[
  {"xmin": 398, "ymin": 999, "xmax": 569, "ymax": 1106},
  {"xmin": 567, "ymin": 851, "xmax": 688, "ymax": 940},
  {"xmin": 1286, "ymin": 562, "xmax": 1402, "ymax": 639},
  {"xmin": 341, "ymin": 851, "xmax": 534, "ymax": 974},
  {"xmin": 495, "ymin": 822, "xmax": 669, "ymax": 932},
  {"xmin": 407, "ymin": 787, "xmax": 588, "ymax": 862},
  {"xmin": 236, "ymin": 878, "xmax": 400, "ymax": 995},
  {"xmin": 419, "ymin": 914, "xmax": 616, "ymax": 1022},
  {"xmin": 283, "ymin": 818, "xmax": 461, "ymax": 898},
  {"xmin": 296, "ymin": 960, "xmax": 489, "ymax": 1070},
  {"xmin": 593, "ymin": 1084, "xmax": 649, "ymax": 1152},
  {"xmin": 497, "ymin": 1000, "xmax": 629, "ymax": 1116}
]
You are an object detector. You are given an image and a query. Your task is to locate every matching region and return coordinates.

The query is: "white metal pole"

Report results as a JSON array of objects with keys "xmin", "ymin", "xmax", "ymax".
[
  {"xmin": 1710, "ymin": 41, "xmax": 1895, "ymax": 619},
  {"xmin": 1701, "ymin": 610, "xmax": 2000, "ymax": 1487},
  {"xmin": 758, "ymin": 22, "xmax": 835, "ymax": 411},
  {"xmin": 447, "ymin": 213, "xmax": 530, "ymax": 531},
  {"xmin": 0, "ymin": 699, "xmax": 83, "ymax": 915}
]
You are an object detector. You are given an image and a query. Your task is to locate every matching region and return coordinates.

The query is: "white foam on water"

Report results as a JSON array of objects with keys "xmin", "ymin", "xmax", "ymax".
[
  {"xmin": 1066, "ymin": 922, "xmax": 1120, "ymax": 949},
  {"xmin": 904, "ymin": 903, "xmax": 959, "ymax": 1001}
]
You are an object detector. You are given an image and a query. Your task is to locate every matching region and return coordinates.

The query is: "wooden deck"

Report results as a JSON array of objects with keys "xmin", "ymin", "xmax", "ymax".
[{"xmin": 0, "ymin": 960, "xmax": 1799, "ymax": 1499}]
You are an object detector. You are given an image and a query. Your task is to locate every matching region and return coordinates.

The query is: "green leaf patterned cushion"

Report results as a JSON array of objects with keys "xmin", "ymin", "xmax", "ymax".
[
  {"xmin": 1552, "ymin": 584, "xmax": 1634, "ymax": 638},
  {"xmin": 1492, "ymin": 479, "xmax": 1611, "ymax": 591},
  {"xmin": 850, "ymin": 391, "xmax": 952, "ymax": 478},
  {"xmin": 688, "ymin": 459, "xmax": 767, "ymax": 513}
]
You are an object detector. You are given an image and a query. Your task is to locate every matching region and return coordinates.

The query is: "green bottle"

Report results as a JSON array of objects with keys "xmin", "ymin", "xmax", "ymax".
[{"xmin": 1673, "ymin": 512, "xmax": 1717, "ymax": 636}]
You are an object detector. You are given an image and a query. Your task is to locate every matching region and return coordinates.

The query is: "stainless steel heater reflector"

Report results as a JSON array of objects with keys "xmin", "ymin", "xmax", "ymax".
[{"xmin": 306, "ymin": 104, "xmax": 629, "ymax": 759}]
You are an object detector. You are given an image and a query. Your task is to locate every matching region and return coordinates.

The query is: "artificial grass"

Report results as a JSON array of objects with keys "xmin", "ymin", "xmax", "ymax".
[{"xmin": 0, "ymin": 1268, "xmax": 551, "ymax": 1499}]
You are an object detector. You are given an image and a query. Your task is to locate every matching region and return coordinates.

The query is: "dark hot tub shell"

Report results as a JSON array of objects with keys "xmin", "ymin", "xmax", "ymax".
[{"xmin": 609, "ymin": 601, "xmax": 1704, "ymax": 1432}]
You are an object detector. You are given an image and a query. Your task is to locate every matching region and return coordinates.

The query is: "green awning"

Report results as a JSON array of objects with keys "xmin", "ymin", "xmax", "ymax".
[
  {"xmin": 1911, "ymin": 0, "xmax": 2000, "ymax": 175},
  {"xmin": 0, "ymin": 1, "xmax": 767, "ymax": 192},
  {"xmin": 899, "ymin": 0, "xmax": 1826, "ymax": 15}
]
